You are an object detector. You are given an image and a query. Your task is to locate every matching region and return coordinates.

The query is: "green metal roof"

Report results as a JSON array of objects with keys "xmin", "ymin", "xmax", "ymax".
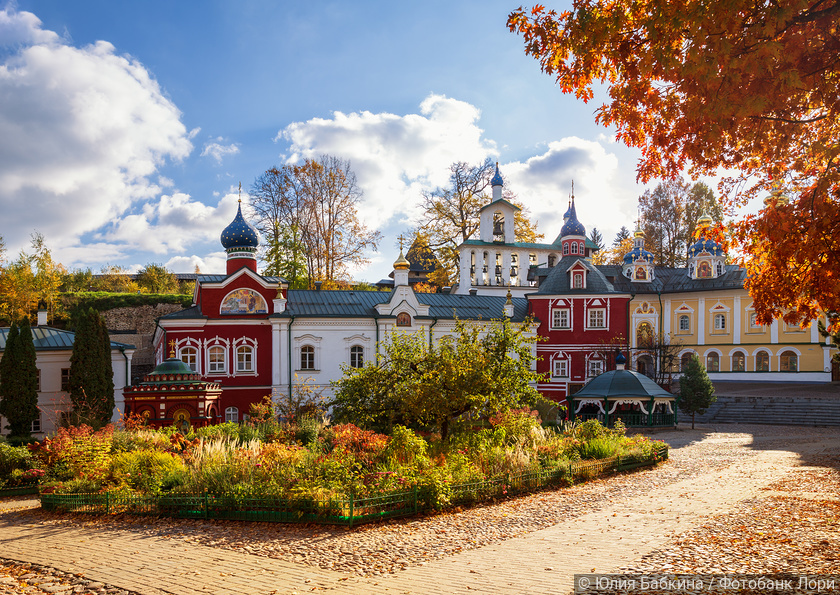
[
  {"xmin": 571, "ymin": 369, "xmax": 674, "ymax": 399},
  {"xmin": 0, "ymin": 326, "xmax": 135, "ymax": 351}
]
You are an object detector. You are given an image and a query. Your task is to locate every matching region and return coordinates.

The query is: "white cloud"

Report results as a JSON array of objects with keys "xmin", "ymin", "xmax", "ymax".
[
  {"xmin": 503, "ymin": 138, "xmax": 639, "ymax": 242},
  {"xmin": 0, "ymin": 7, "xmax": 192, "ymax": 264},
  {"xmin": 201, "ymin": 139, "xmax": 240, "ymax": 164},
  {"xmin": 279, "ymin": 100, "xmax": 642, "ymax": 280},
  {"xmin": 0, "ymin": 8, "xmax": 60, "ymax": 46},
  {"xmin": 280, "ymin": 94, "xmax": 497, "ymax": 231},
  {"xmin": 166, "ymin": 252, "xmax": 227, "ymax": 276},
  {"xmin": 102, "ymin": 191, "xmax": 240, "ymax": 255}
]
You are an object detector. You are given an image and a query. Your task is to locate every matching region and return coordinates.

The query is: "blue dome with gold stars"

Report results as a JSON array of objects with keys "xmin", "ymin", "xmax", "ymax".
[
  {"xmin": 490, "ymin": 162, "xmax": 504, "ymax": 187},
  {"xmin": 560, "ymin": 199, "xmax": 586, "ymax": 237},
  {"xmin": 220, "ymin": 202, "xmax": 259, "ymax": 250}
]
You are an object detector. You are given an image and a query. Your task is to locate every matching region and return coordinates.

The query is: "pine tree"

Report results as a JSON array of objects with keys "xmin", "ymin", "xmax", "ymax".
[
  {"xmin": 0, "ymin": 322, "xmax": 39, "ymax": 437},
  {"xmin": 69, "ymin": 308, "xmax": 114, "ymax": 428},
  {"xmin": 678, "ymin": 354, "xmax": 716, "ymax": 429}
]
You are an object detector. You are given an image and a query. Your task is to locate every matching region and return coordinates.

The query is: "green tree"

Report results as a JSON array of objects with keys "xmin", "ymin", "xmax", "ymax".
[
  {"xmin": 588, "ymin": 227, "xmax": 605, "ymax": 252},
  {"xmin": 332, "ymin": 318, "xmax": 544, "ymax": 439},
  {"xmin": 251, "ymin": 156, "xmax": 381, "ymax": 286},
  {"xmin": 612, "ymin": 226, "xmax": 631, "ymax": 247},
  {"xmin": 68, "ymin": 308, "xmax": 115, "ymax": 428},
  {"xmin": 0, "ymin": 322, "xmax": 39, "ymax": 438},
  {"xmin": 678, "ymin": 354, "xmax": 716, "ymax": 429},
  {"xmin": 136, "ymin": 263, "xmax": 178, "ymax": 294}
]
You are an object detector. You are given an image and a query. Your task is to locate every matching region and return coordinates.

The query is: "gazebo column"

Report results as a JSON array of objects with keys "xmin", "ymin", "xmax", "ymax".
[{"xmin": 648, "ymin": 396, "xmax": 654, "ymax": 426}]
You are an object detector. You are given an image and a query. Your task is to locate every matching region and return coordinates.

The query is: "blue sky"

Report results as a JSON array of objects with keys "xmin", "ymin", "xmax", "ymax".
[{"xmin": 1, "ymin": 1, "xmax": 652, "ymax": 281}]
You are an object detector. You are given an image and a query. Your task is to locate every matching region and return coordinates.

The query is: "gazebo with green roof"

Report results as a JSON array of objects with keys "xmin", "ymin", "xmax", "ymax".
[{"xmin": 570, "ymin": 353, "xmax": 678, "ymax": 427}]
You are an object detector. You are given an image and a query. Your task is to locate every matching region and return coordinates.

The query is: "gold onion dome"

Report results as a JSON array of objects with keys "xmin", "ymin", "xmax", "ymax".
[{"xmin": 393, "ymin": 250, "xmax": 410, "ymax": 270}]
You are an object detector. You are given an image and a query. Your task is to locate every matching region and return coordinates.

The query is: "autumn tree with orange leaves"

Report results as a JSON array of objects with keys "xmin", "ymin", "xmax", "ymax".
[{"xmin": 509, "ymin": 0, "xmax": 840, "ymax": 329}]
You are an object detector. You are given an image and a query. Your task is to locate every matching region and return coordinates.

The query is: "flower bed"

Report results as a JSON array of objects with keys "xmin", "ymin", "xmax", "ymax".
[
  {"xmin": 25, "ymin": 410, "xmax": 668, "ymax": 525},
  {"xmin": 39, "ymin": 444, "xmax": 667, "ymax": 526}
]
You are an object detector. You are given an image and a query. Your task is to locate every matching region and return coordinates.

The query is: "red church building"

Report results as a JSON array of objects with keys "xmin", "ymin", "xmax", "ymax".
[{"xmin": 527, "ymin": 198, "xmax": 631, "ymax": 404}]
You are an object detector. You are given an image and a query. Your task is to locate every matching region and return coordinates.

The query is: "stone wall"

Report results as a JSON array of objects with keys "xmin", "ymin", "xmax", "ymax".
[{"xmin": 102, "ymin": 304, "xmax": 185, "ymax": 379}]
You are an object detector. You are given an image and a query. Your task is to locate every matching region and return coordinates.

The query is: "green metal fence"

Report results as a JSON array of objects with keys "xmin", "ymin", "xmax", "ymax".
[
  {"xmin": 40, "ymin": 445, "xmax": 667, "ymax": 526},
  {"xmin": 0, "ymin": 483, "xmax": 39, "ymax": 498}
]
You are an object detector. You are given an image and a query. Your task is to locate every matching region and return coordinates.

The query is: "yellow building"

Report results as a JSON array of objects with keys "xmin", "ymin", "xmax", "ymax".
[{"xmin": 616, "ymin": 223, "xmax": 834, "ymax": 383}]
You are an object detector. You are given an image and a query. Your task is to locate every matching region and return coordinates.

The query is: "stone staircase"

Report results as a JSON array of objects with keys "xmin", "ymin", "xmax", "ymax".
[{"xmin": 678, "ymin": 394, "xmax": 840, "ymax": 426}]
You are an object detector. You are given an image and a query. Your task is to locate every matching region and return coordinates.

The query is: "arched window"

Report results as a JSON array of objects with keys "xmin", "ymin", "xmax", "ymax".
[
  {"xmin": 573, "ymin": 272, "xmax": 583, "ymax": 289},
  {"xmin": 563, "ymin": 242, "xmax": 569, "ymax": 255},
  {"xmin": 714, "ymin": 313, "xmax": 727, "ymax": 330},
  {"xmin": 236, "ymin": 345, "xmax": 254, "ymax": 372},
  {"xmin": 208, "ymin": 345, "xmax": 226, "ymax": 373},
  {"xmin": 637, "ymin": 322, "xmax": 654, "ymax": 348},
  {"xmin": 780, "ymin": 350, "xmax": 798, "ymax": 372},
  {"xmin": 225, "ymin": 406, "xmax": 239, "ymax": 423},
  {"xmin": 732, "ymin": 352, "xmax": 746, "ymax": 372},
  {"xmin": 396, "ymin": 312, "xmax": 411, "ymax": 327},
  {"xmin": 579, "ymin": 242, "xmax": 584, "ymax": 254},
  {"xmin": 548, "ymin": 254, "xmax": 557, "ymax": 267},
  {"xmin": 716, "ymin": 262, "xmax": 725, "ymax": 276},
  {"xmin": 180, "ymin": 346, "xmax": 198, "ymax": 372},
  {"xmin": 706, "ymin": 352, "xmax": 720, "ymax": 372},
  {"xmin": 350, "ymin": 345, "xmax": 364, "ymax": 368},
  {"xmin": 756, "ymin": 351, "xmax": 770, "ymax": 372},
  {"xmin": 571, "ymin": 242, "xmax": 578, "ymax": 254},
  {"xmin": 697, "ymin": 261, "xmax": 712, "ymax": 278},
  {"xmin": 681, "ymin": 352, "xmax": 694, "ymax": 371},
  {"xmin": 300, "ymin": 345, "xmax": 315, "ymax": 370},
  {"xmin": 679, "ymin": 315, "xmax": 690, "ymax": 332}
]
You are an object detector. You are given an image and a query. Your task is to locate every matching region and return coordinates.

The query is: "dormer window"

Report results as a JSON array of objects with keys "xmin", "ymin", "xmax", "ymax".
[{"xmin": 573, "ymin": 272, "xmax": 583, "ymax": 289}]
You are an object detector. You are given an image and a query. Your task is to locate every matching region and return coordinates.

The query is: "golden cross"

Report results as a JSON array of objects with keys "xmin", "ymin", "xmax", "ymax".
[
  {"xmin": 397, "ymin": 234, "xmax": 407, "ymax": 252},
  {"xmin": 238, "ymin": 182, "xmax": 242, "ymax": 204},
  {"xmin": 168, "ymin": 339, "xmax": 176, "ymax": 358}
]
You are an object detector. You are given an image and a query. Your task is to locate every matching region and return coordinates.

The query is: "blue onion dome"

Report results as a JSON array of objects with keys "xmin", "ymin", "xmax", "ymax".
[
  {"xmin": 688, "ymin": 238, "xmax": 724, "ymax": 257},
  {"xmin": 560, "ymin": 198, "xmax": 586, "ymax": 237},
  {"xmin": 623, "ymin": 246, "xmax": 655, "ymax": 264},
  {"xmin": 220, "ymin": 201, "xmax": 259, "ymax": 250},
  {"xmin": 490, "ymin": 162, "xmax": 504, "ymax": 187},
  {"xmin": 615, "ymin": 352, "xmax": 627, "ymax": 366}
]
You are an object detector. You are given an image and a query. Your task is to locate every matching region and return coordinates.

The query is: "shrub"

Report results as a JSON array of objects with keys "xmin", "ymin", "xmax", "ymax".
[
  {"xmin": 576, "ymin": 436, "xmax": 621, "ymax": 460},
  {"xmin": 110, "ymin": 449, "xmax": 187, "ymax": 493},
  {"xmin": 30, "ymin": 424, "xmax": 114, "ymax": 482},
  {"xmin": 0, "ymin": 443, "xmax": 36, "ymax": 478}
]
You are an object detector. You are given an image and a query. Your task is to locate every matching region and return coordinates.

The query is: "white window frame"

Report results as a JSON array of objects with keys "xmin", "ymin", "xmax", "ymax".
[
  {"xmin": 180, "ymin": 346, "xmax": 199, "ymax": 372},
  {"xmin": 571, "ymin": 242, "xmax": 578, "ymax": 254},
  {"xmin": 552, "ymin": 359, "xmax": 568, "ymax": 378},
  {"xmin": 236, "ymin": 345, "xmax": 254, "ymax": 373},
  {"xmin": 714, "ymin": 313, "xmax": 727, "ymax": 330},
  {"xmin": 573, "ymin": 272, "xmax": 583, "ymax": 289},
  {"xmin": 588, "ymin": 360, "xmax": 603, "ymax": 378},
  {"xmin": 300, "ymin": 345, "xmax": 316, "ymax": 370},
  {"xmin": 225, "ymin": 406, "xmax": 239, "ymax": 423},
  {"xmin": 31, "ymin": 413, "xmax": 41, "ymax": 433},
  {"xmin": 208, "ymin": 345, "xmax": 227, "ymax": 374},
  {"xmin": 552, "ymin": 308, "xmax": 570, "ymax": 330},
  {"xmin": 349, "ymin": 345, "xmax": 364, "ymax": 368},
  {"xmin": 588, "ymin": 308, "xmax": 606, "ymax": 329},
  {"xmin": 678, "ymin": 314, "xmax": 690, "ymax": 332}
]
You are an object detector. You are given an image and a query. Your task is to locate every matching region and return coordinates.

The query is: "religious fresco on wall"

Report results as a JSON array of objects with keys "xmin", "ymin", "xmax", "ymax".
[{"xmin": 220, "ymin": 288, "xmax": 268, "ymax": 314}]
